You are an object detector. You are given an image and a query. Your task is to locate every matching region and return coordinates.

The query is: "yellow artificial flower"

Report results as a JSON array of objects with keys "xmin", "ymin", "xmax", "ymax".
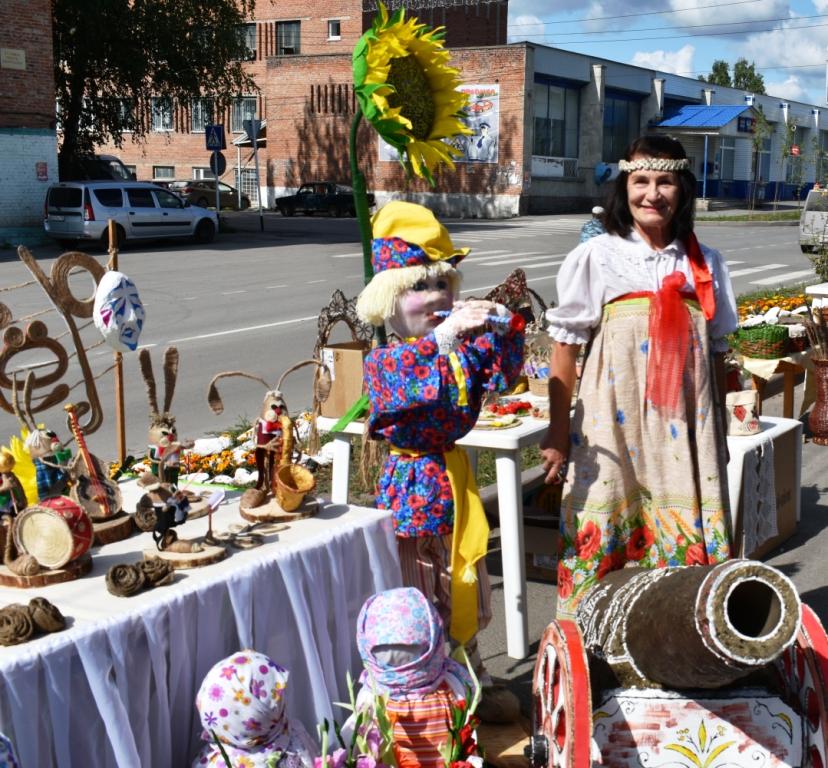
[{"xmin": 353, "ymin": 2, "xmax": 472, "ymax": 184}]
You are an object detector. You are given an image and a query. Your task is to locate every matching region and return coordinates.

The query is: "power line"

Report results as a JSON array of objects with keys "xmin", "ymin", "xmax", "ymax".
[{"xmin": 507, "ymin": 0, "xmax": 765, "ymax": 28}]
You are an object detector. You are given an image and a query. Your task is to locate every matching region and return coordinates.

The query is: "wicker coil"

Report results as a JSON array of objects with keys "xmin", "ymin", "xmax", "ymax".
[
  {"xmin": 275, "ymin": 464, "xmax": 316, "ymax": 513},
  {"xmin": 736, "ymin": 324, "xmax": 789, "ymax": 359},
  {"xmin": 527, "ymin": 377, "xmax": 549, "ymax": 397}
]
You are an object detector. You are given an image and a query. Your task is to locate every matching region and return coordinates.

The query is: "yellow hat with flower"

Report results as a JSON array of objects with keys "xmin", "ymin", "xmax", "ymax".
[{"xmin": 357, "ymin": 201, "xmax": 466, "ymax": 325}]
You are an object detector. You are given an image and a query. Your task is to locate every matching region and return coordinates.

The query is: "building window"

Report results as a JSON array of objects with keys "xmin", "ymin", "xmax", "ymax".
[
  {"xmin": 327, "ymin": 19, "xmax": 341, "ymax": 40},
  {"xmin": 754, "ymin": 137, "xmax": 771, "ymax": 183},
  {"xmin": 117, "ymin": 99, "xmax": 136, "ymax": 132},
  {"xmin": 153, "ymin": 165, "xmax": 175, "ymax": 180},
  {"xmin": 719, "ymin": 137, "xmax": 735, "ymax": 181},
  {"xmin": 238, "ymin": 23, "xmax": 257, "ymax": 60},
  {"xmin": 231, "ymin": 96, "xmax": 257, "ymax": 132},
  {"xmin": 602, "ymin": 94, "xmax": 641, "ymax": 163},
  {"xmin": 191, "ymin": 98, "xmax": 213, "ymax": 133},
  {"xmin": 125, "ymin": 164, "xmax": 137, "ymax": 178},
  {"xmin": 193, "ymin": 167, "xmax": 215, "ymax": 180},
  {"xmin": 277, "ymin": 20, "xmax": 300, "ymax": 55},
  {"xmin": 532, "ymin": 80, "xmax": 579, "ymax": 158},
  {"xmin": 151, "ymin": 97, "xmax": 173, "ymax": 132}
]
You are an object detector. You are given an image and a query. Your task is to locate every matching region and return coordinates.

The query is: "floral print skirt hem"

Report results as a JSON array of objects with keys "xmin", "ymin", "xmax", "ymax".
[{"xmin": 556, "ymin": 298, "xmax": 731, "ymax": 617}]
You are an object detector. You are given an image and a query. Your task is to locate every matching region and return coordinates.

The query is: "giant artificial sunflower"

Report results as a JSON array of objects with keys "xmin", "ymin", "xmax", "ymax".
[{"xmin": 353, "ymin": 2, "xmax": 471, "ymax": 184}]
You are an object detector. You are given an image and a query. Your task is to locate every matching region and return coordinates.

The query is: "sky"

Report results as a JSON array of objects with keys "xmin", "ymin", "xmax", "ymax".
[{"xmin": 506, "ymin": 0, "xmax": 828, "ymax": 106}]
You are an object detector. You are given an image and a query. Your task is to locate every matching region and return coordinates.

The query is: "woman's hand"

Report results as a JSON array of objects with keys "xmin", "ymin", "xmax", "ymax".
[
  {"xmin": 441, "ymin": 299, "xmax": 497, "ymax": 336},
  {"xmin": 540, "ymin": 428, "xmax": 569, "ymax": 485}
]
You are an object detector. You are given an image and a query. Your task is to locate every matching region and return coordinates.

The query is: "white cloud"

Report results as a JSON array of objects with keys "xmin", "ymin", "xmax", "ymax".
[
  {"xmin": 508, "ymin": 14, "xmax": 547, "ymax": 44},
  {"xmin": 664, "ymin": 0, "xmax": 791, "ymax": 30},
  {"xmin": 764, "ymin": 74, "xmax": 812, "ymax": 102},
  {"xmin": 631, "ymin": 44, "xmax": 695, "ymax": 75}
]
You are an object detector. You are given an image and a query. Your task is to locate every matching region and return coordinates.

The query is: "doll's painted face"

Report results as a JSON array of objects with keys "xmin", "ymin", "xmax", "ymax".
[
  {"xmin": 389, "ymin": 273, "xmax": 454, "ymax": 339},
  {"xmin": 93, "ymin": 271, "xmax": 145, "ymax": 353}
]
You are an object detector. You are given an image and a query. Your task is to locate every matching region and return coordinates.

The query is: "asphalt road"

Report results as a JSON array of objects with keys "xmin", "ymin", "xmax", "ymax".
[{"xmin": 0, "ymin": 212, "xmax": 812, "ymax": 460}]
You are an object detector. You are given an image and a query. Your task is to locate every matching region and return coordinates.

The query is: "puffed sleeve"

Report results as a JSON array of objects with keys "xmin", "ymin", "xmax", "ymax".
[
  {"xmin": 544, "ymin": 241, "xmax": 605, "ymax": 345},
  {"xmin": 701, "ymin": 244, "xmax": 739, "ymax": 353}
]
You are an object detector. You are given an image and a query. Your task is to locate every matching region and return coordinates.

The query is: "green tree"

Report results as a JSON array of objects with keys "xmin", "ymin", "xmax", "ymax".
[
  {"xmin": 701, "ymin": 60, "xmax": 732, "ymax": 87},
  {"xmin": 749, "ymin": 107, "xmax": 771, "ymax": 210},
  {"xmin": 54, "ymin": 0, "xmax": 257, "ymax": 177},
  {"xmin": 733, "ymin": 58, "xmax": 765, "ymax": 94}
]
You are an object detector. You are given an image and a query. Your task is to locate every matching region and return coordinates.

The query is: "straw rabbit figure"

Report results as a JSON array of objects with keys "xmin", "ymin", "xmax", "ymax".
[
  {"xmin": 139, "ymin": 347, "xmax": 193, "ymax": 488},
  {"xmin": 11, "ymin": 373, "xmax": 70, "ymax": 502}
]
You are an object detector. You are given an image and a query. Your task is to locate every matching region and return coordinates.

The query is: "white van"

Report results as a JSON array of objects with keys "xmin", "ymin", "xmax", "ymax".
[
  {"xmin": 799, "ymin": 188, "xmax": 828, "ymax": 253},
  {"xmin": 43, "ymin": 181, "xmax": 218, "ymax": 249}
]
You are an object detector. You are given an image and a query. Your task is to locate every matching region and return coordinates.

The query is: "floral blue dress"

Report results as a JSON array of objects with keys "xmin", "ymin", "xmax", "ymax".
[{"xmin": 364, "ymin": 328, "xmax": 524, "ymax": 538}]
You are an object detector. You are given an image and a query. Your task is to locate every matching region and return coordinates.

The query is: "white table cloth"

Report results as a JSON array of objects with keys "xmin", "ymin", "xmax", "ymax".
[
  {"xmin": 726, "ymin": 416, "xmax": 802, "ymax": 557},
  {"xmin": 317, "ymin": 414, "xmax": 551, "ymax": 660},
  {"xmin": 0, "ymin": 484, "xmax": 401, "ymax": 767}
]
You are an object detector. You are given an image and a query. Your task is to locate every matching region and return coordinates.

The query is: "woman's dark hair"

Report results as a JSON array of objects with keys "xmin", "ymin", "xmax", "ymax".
[{"xmin": 603, "ymin": 134, "xmax": 697, "ymax": 242}]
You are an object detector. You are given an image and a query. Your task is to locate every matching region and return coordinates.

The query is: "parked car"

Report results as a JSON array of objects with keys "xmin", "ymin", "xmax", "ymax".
[
  {"xmin": 800, "ymin": 187, "xmax": 828, "ymax": 252},
  {"xmin": 61, "ymin": 154, "xmax": 136, "ymax": 182},
  {"xmin": 169, "ymin": 179, "xmax": 251, "ymax": 210},
  {"xmin": 274, "ymin": 182, "xmax": 374, "ymax": 217},
  {"xmin": 43, "ymin": 181, "xmax": 219, "ymax": 249}
]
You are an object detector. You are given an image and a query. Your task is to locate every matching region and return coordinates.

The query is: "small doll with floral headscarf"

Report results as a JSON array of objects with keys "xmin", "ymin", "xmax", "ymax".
[
  {"xmin": 191, "ymin": 650, "xmax": 315, "ymax": 767},
  {"xmin": 356, "ymin": 202, "xmax": 524, "ymax": 722},
  {"xmin": 350, "ymin": 587, "xmax": 476, "ymax": 768}
]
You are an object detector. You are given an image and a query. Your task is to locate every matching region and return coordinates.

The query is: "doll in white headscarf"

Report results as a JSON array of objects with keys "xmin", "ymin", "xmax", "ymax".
[{"xmin": 191, "ymin": 650, "xmax": 315, "ymax": 767}]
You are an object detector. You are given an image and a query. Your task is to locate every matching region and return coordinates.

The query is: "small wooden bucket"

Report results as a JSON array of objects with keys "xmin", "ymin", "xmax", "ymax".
[
  {"xmin": 528, "ymin": 377, "xmax": 549, "ymax": 397},
  {"xmin": 274, "ymin": 464, "xmax": 316, "ymax": 513},
  {"xmin": 14, "ymin": 496, "xmax": 93, "ymax": 569}
]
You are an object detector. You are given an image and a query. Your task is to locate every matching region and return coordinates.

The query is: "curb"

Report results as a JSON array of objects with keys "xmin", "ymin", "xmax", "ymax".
[{"xmin": 696, "ymin": 219, "xmax": 799, "ymax": 227}]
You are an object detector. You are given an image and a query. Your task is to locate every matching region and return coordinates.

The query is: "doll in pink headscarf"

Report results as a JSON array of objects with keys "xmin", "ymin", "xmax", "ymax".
[
  {"xmin": 351, "ymin": 587, "xmax": 475, "ymax": 768},
  {"xmin": 192, "ymin": 650, "xmax": 315, "ymax": 767}
]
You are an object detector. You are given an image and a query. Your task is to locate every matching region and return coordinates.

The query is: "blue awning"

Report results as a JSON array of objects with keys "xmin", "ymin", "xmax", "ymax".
[{"xmin": 656, "ymin": 105, "xmax": 750, "ymax": 129}]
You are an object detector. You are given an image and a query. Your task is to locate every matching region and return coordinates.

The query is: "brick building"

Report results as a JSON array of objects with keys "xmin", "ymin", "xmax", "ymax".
[
  {"xmin": 0, "ymin": 0, "xmax": 57, "ymax": 241},
  {"xmin": 101, "ymin": 0, "xmax": 828, "ymax": 217}
]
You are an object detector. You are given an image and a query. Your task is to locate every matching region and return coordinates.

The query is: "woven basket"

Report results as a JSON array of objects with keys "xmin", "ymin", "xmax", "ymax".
[
  {"xmin": 528, "ymin": 377, "xmax": 549, "ymax": 397},
  {"xmin": 275, "ymin": 464, "xmax": 316, "ymax": 513},
  {"xmin": 736, "ymin": 325, "xmax": 789, "ymax": 359}
]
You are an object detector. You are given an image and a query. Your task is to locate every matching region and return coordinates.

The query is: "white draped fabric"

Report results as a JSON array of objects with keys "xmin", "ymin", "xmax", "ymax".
[{"xmin": 0, "ymin": 488, "xmax": 401, "ymax": 767}]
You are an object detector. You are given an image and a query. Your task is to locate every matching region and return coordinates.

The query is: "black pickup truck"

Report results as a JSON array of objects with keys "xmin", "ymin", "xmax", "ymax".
[{"xmin": 274, "ymin": 182, "xmax": 375, "ymax": 217}]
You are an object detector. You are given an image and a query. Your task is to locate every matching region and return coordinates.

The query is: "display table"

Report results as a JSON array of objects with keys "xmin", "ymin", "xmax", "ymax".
[
  {"xmin": 726, "ymin": 416, "xmax": 802, "ymax": 559},
  {"xmin": 318, "ymin": 414, "xmax": 550, "ymax": 660},
  {"xmin": 0, "ymin": 483, "xmax": 401, "ymax": 767},
  {"xmin": 741, "ymin": 348, "xmax": 815, "ymax": 418}
]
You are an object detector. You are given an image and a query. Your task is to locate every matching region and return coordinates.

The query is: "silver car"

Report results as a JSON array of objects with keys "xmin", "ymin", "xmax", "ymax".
[
  {"xmin": 800, "ymin": 188, "xmax": 828, "ymax": 253},
  {"xmin": 43, "ymin": 181, "xmax": 219, "ymax": 249}
]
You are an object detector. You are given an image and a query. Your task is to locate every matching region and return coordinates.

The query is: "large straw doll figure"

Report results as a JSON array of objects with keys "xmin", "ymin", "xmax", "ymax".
[{"xmin": 356, "ymin": 201, "xmax": 524, "ymax": 722}]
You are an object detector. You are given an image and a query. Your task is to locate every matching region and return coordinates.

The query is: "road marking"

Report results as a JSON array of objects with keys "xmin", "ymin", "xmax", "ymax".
[
  {"xmin": 307, "ymin": 279, "xmax": 326, "ymax": 284},
  {"xmin": 750, "ymin": 269, "xmax": 815, "ymax": 285},
  {"xmin": 460, "ymin": 274, "xmax": 555, "ymax": 295},
  {"xmin": 169, "ymin": 315, "xmax": 318, "ymax": 343},
  {"xmin": 727, "ymin": 263, "xmax": 787, "ymax": 277},
  {"xmin": 265, "ymin": 284, "xmax": 288, "ymax": 289},
  {"xmin": 522, "ymin": 259, "xmax": 567, "ymax": 270},
  {"xmin": 181, "ymin": 296, "xmax": 198, "ymax": 301},
  {"xmin": 479, "ymin": 253, "xmax": 566, "ymax": 266},
  {"xmin": 221, "ymin": 290, "xmax": 246, "ymax": 295},
  {"xmin": 725, "ymin": 260, "xmax": 744, "ymax": 266},
  {"xmin": 330, "ymin": 252, "xmax": 362, "ymax": 258}
]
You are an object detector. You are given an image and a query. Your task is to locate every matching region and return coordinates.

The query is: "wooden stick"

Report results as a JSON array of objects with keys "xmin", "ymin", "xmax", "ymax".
[{"xmin": 108, "ymin": 219, "xmax": 127, "ymax": 465}]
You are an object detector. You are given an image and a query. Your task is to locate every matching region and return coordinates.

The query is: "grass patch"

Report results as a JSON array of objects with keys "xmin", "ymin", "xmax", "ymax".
[{"xmin": 697, "ymin": 210, "xmax": 800, "ymax": 222}]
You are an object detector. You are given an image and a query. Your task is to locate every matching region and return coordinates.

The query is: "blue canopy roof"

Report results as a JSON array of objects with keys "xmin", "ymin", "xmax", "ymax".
[{"xmin": 656, "ymin": 104, "xmax": 750, "ymax": 128}]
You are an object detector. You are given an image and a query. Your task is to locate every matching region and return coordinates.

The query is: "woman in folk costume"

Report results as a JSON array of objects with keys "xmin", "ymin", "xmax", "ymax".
[
  {"xmin": 352, "ymin": 587, "xmax": 475, "ymax": 768},
  {"xmin": 191, "ymin": 650, "xmax": 315, "ymax": 767},
  {"xmin": 540, "ymin": 135, "xmax": 739, "ymax": 618},
  {"xmin": 356, "ymin": 201, "xmax": 524, "ymax": 722}
]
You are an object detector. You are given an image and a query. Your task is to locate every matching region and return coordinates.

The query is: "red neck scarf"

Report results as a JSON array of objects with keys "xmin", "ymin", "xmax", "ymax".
[{"xmin": 685, "ymin": 232, "xmax": 715, "ymax": 320}]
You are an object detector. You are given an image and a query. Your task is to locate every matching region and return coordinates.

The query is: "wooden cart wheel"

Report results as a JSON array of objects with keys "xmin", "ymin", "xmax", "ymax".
[
  {"xmin": 775, "ymin": 604, "xmax": 828, "ymax": 768},
  {"xmin": 527, "ymin": 619, "xmax": 593, "ymax": 768}
]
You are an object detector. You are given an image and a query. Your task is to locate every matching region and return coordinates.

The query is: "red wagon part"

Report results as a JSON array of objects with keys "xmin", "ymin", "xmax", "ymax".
[{"xmin": 526, "ymin": 619, "xmax": 592, "ymax": 768}]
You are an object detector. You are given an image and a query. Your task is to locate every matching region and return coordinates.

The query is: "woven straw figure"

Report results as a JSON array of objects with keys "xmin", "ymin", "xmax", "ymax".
[
  {"xmin": 0, "ymin": 450, "xmax": 27, "ymax": 520},
  {"xmin": 139, "ymin": 347, "xmax": 193, "ymax": 488},
  {"xmin": 11, "ymin": 373, "xmax": 70, "ymax": 501}
]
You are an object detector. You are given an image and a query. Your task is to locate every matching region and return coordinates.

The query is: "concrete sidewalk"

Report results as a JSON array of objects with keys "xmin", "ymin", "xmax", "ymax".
[{"xmin": 478, "ymin": 379, "xmax": 828, "ymax": 718}]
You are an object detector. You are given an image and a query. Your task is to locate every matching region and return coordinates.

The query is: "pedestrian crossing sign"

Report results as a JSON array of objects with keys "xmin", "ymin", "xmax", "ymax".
[{"xmin": 205, "ymin": 124, "xmax": 225, "ymax": 151}]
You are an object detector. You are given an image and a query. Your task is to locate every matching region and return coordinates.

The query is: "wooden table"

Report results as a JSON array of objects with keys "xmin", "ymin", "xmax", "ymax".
[{"xmin": 740, "ymin": 348, "xmax": 815, "ymax": 418}]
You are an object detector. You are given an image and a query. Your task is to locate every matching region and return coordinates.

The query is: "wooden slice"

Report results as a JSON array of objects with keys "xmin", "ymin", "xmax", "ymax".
[
  {"xmin": 182, "ymin": 492, "xmax": 211, "ymax": 521},
  {"xmin": 142, "ymin": 543, "xmax": 226, "ymax": 570},
  {"xmin": 239, "ymin": 495, "xmax": 319, "ymax": 524},
  {"xmin": 0, "ymin": 553, "xmax": 92, "ymax": 588},
  {"xmin": 92, "ymin": 511, "xmax": 135, "ymax": 546}
]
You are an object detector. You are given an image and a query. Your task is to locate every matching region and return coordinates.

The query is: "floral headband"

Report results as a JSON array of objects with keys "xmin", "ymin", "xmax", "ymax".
[{"xmin": 618, "ymin": 157, "xmax": 690, "ymax": 172}]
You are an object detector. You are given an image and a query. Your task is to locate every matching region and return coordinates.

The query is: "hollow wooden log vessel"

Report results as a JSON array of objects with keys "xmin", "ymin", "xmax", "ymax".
[{"xmin": 575, "ymin": 559, "xmax": 801, "ymax": 689}]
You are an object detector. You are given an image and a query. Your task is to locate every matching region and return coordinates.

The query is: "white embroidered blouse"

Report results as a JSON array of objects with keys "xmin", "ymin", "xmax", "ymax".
[{"xmin": 545, "ymin": 229, "xmax": 739, "ymax": 353}]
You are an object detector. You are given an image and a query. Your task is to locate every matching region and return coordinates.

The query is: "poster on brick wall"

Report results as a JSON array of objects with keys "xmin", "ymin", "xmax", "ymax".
[{"xmin": 378, "ymin": 83, "xmax": 499, "ymax": 165}]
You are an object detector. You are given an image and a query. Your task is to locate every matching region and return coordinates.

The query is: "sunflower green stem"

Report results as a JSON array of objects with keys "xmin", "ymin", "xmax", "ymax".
[{"xmin": 350, "ymin": 107, "xmax": 387, "ymax": 345}]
